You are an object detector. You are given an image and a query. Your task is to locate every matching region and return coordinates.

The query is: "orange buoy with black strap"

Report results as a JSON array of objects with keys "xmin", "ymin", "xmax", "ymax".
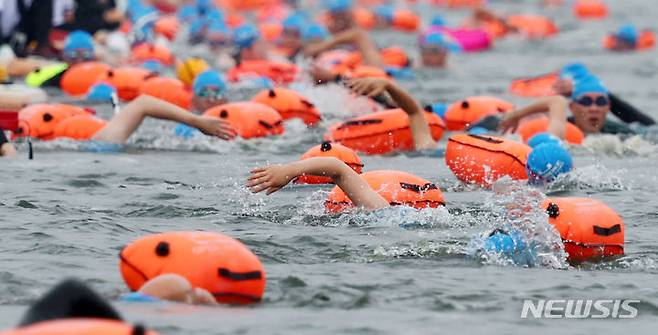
[
  {"xmin": 325, "ymin": 108, "xmax": 445, "ymax": 155},
  {"xmin": 138, "ymin": 77, "xmax": 192, "ymax": 109},
  {"xmin": 227, "ymin": 60, "xmax": 299, "ymax": 84},
  {"xmin": 573, "ymin": 0, "xmax": 608, "ymax": 20},
  {"xmin": 0, "ymin": 319, "xmax": 159, "ymax": 335},
  {"xmin": 251, "ymin": 88, "xmax": 321, "ymax": 126},
  {"xmin": 96, "ymin": 67, "xmax": 155, "ymax": 101},
  {"xmin": 175, "ymin": 58, "xmax": 210, "ymax": 87},
  {"xmin": 130, "ymin": 43, "xmax": 175, "ymax": 66},
  {"xmin": 603, "ymin": 30, "xmax": 656, "ymax": 51},
  {"xmin": 445, "ymin": 133, "xmax": 532, "ymax": 186},
  {"xmin": 516, "ymin": 117, "xmax": 584, "ymax": 145},
  {"xmin": 12, "ymin": 104, "xmax": 93, "ymax": 140},
  {"xmin": 380, "ymin": 46, "xmax": 410, "ymax": 68},
  {"xmin": 295, "ymin": 142, "xmax": 364, "ymax": 184},
  {"xmin": 119, "ymin": 231, "xmax": 265, "ymax": 304},
  {"xmin": 354, "ymin": 8, "xmax": 376, "ymax": 30},
  {"xmin": 325, "ymin": 170, "xmax": 445, "ymax": 212},
  {"xmin": 506, "ymin": 15, "xmax": 559, "ymax": 38},
  {"xmin": 509, "ymin": 72, "xmax": 558, "ymax": 97},
  {"xmin": 60, "ymin": 62, "xmax": 112, "ymax": 96},
  {"xmin": 440, "ymin": 96, "xmax": 513, "ymax": 131},
  {"xmin": 53, "ymin": 115, "xmax": 107, "ymax": 140},
  {"xmin": 542, "ymin": 197, "xmax": 624, "ymax": 262},
  {"xmin": 203, "ymin": 102, "xmax": 284, "ymax": 139}
]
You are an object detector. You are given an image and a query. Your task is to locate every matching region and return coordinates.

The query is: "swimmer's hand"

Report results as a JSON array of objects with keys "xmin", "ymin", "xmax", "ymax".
[
  {"xmin": 194, "ymin": 116, "xmax": 237, "ymax": 140},
  {"xmin": 247, "ymin": 165, "xmax": 295, "ymax": 195},
  {"xmin": 346, "ymin": 77, "xmax": 390, "ymax": 98},
  {"xmin": 498, "ymin": 110, "xmax": 522, "ymax": 134},
  {"xmin": 309, "ymin": 64, "xmax": 338, "ymax": 84},
  {"xmin": 551, "ymin": 78, "xmax": 573, "ymax": 97}
]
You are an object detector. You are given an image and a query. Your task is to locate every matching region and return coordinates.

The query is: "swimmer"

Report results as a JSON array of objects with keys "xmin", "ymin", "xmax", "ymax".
[
  {"xmin": 173, "ymin": 70, "xmax": 231, "ymax": 138},
  {"xmin": 232, "ymin": 24, "xmax": 271, "ymax": 63},
  {"xmin": 275, "ymin": 13, "xmax": 307, "ymax": 60},
  {"xmin": 303, "ymin": 27, "xmax": 383, "ymax": 68},
  {"xmin": 122, "ymin": 274, "xmax": 217, "ymax": 305},
  {"xmin": 418, "ymin": 30, "xmax": 462, "ymax": 68},
  {"xmin": 323, "ymin": 0, "xmax": 358, "ymax": 34}
]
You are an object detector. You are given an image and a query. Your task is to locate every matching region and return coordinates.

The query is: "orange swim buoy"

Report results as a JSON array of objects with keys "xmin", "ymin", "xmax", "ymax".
[
  {"xmin": 96, "ymin": 67, "xmax": 155, "ymax": 101},
  {"xmin": 345, "ymin": 65, "xmax": 390, "ymax": 79},
  {"xmin": 119, "ymin": 231, "xmax": 265, "ymax": 304},
  {"xmin": 431, "ymin": 0, "xmax": 485, "ymax": 8},
  {"xmin": 227, "ymin": 60, "xmax": 299, "ymax": 84},
  {"xmin": 573, "ymin": 0, "xmax": 608, "ymax": 20},
  {"xmin": 258, "ymin": 22, "xmax": 283, "ymax": 42},
  {"xmin": 324, "ymin": 109, "xmax": 445, "ymax": 155},
  {"xmin": 314, "ymin": 50, "xmax": 360, "ymax": 72},
  {"xmin": 0, "ymin": 319, "xmax": 159, "ymax": 335},
  {"xmin": 251, "ymin": 88, "xmax": 321, "ymax": 126},
  {"xmin": 53, "ymin": 115, "xmax": 107, "ymax": 140},
  {"xmin": 445, "ymin": 134, "xmax": 532, "ymax": 186},
  {"xmin": 603, "ymin": 30, "xmax": 656, "ymax": 51},
  {"xmin": 130, "ymin": 43, "xmax": 175, "ymax": 66},
  {"xmin": 138, "ymin": 77, "xmax": 192, "ymax": 109},
  {"xmin": 542, "ymin": 197, "xmax": 624, "ymax": 262},
  {"xmin": 295, "ymin": 142, "xmax": 364, "ymax": 184},
  {"xmin": 154, "ymin": 16, "xmax": 180, "ymax": 41},
  {"xmin": 354, "ymin": 8, "xmax": 376, "ymax": 30},
  {"xmin": 12, "ymin": 104, "xmax": 93, "ymax": 140},
  {"xmin": 325, "ymin": 170, "xmax": 445, "ymax": 212},
  {"xmin": 203, "ymin": 102, "xmax": 284, "ymax": 139},
  {"xmin": 380, "ymin": 47, "xmax": 410, "ymax": 68},
  {"xmin": 516, "ymin": 117, "xmax": 584, "ymax": 145},
  {"xmin": 175, "ymin": 58, "xmax": 210, "ymax": 87},
  {"xmin": 442, "ymin": 96, "xmax": 513, "ymax": 131},
  {"xmin": 506, "ymin": 15, "xmax": 559, "ymax": 38},
  {"xmin": 217, "ymin": 0, "xmax": 275, "ymax": 11},
  {"xmin": 392, "ymin": 10, "xmax": 420, "ymax": 32},
  {"xmin": 509, "ymin": 72, "xmax": 558, "ymax": 97},
  {"xmin": 60, "ymin": 62, "xmax": 112, "ymax": 96}
]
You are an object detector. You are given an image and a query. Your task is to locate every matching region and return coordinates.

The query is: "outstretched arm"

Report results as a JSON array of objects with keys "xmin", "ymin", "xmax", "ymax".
[
  {"xmin": 303, "ymin": 28, "xmax": 383, "ymax": 67},
  {"xmin": 499, "ymin": 95, "xmax": 568, "ymax": 139},
  {"xmin": 92, "ymin": 95, "xmax": 236, "ymax": 143},
  {"xmin": 247, "ymin": 157, "xmax": 389, "ymax": 211},
  {"xmin": 347, "ymin": 77, "xmax": 438, "ymax": 150}
]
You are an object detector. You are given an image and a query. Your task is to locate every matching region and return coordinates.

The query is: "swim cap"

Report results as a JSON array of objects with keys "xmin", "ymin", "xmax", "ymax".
[
  {"xmin": 420, "ymin": 32, "xmax": 462, "ymax": 53},
  {"xmin": 430, "ymin": 14, "xmax": 447, "ymax": 27},
  {"xmin": 205, "ymin": 8, "xmax": 225, "ymax": 21},
  {"xmin": 302, "ymin": 23, "xmax": 329, "ymax": 40},
  {"xmin": 63, "ymin": 30, "xmax": 95, "ymax": 54},
  {"xmin": 527, "ymin": 132, "xmax": 561, "ymax": 148},
  {"xmin": 373, "ymin": 5, "xmax": 395, "ymax": 22},
  {"xmin": 233, "ymin": 24, "xmax": 261, "ymax": 49},
  {"xmin": 324, "ymin": 0, "xmax": 353, "ymax": 13},
  {"xmin": 467, "ymin": 126, "xmax": 489, "ymax": 135},
  {"xmin": 484, "ymin": 229, "xmax": 527, "ymax": 254},
  {"xmin": 283, "ymin": 13, "xmax": 307, "ymax": 31},
  {"xmin": 178, "ymin": 5, "xmax": 197, "ymax": 22},
  {"xmin": 192, "ymin": 70, "xmax": 227, "ymax": 97},
  {"xmin": 140, "ymin": 59, "xmax": 164, "ymax": 72},
  {"xmin": 87, "ymin": 82, "xmax": 117, "ymax": 102},
  {"xmin": 571, "ymin": 75, "xmax": 608, "ymax": 100},
  {"xmin": 616, "ymin": 24, "xmax": 638, "ymax": 45},
  {"xmin": 426, "ymin": 102, "xmax": 448, "ymax": 118},
  {"xmin": 559, "ymin": 62, "xmax": 589, "ymax": 80},
  {"xmin": 526, "ymin": 143, "xmax": 573, "ymax": 184},
  {"xmin": 208, "ymin": 19, "xmax": 231, "ymax": 35}
]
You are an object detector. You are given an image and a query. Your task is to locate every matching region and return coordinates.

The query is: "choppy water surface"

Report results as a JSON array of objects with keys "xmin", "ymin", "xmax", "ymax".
[{"xmin": 2, "ymin": 1, "xmax": 658, "ymax": 333}]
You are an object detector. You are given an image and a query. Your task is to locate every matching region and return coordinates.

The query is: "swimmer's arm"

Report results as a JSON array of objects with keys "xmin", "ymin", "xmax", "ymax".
[
  {"xmin": 92, "ymin": 95, "xmax": 236, "ymax": 143},
  {"xmin": 1, "ymin": 142, "xmax": 17, "ymax": 157},
  {"xmin": 499, "ymin": 96, "xmax": 567, "ymax": 139},
  {"xmin": 347, "ymin": 78, "xmax": 437, "ymax": 150},
  {"xmin": 609, "ymin": 93, "xmax": 655, "ymax": 126},
  {"xmin": 247, "ymin": 157, "xmax": 389, "ymax": 210},
  {"xmin": 303, "ymin": 28, "xmax": 383, "ymax": 67}
]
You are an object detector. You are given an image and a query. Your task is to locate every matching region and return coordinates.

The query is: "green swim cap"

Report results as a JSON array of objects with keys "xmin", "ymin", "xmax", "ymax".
[{"xmin": 25, "ymin": 63, "xmax": 69, "ymax": 87}]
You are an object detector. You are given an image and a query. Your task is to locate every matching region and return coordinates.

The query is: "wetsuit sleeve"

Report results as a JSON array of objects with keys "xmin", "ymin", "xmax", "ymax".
[
  {"xmin": 19, "ymin": 279, "xmax": 122, "ymax": 326},
  {"xmin": 609, "ymin": 92, "xmax": 656, "ymax": 126},
  {"xmin": 0, "ymin": 129, "xmax": 8, "ymax": 146}
]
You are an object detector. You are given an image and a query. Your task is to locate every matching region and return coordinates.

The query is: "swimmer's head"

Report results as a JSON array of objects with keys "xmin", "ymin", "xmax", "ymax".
[
  {"xmin": 559, "ymin": 62, "xmax": 589, "ymax": 81},
  {"xmin": 419, "ymin": 32, "xmax": 461, "ymax": 68},
  {"xmin": 616, "ymin": 24, "xmax": 638, "ymax": 49},
  {"xmin": 373, "ymin": 5, "xmax": 395, "ymax": 27},
  {"xmin": 302, "ymin": 23, "xmax": 329, "ymax": 42},
  {"xmin": 430, "ymin": 14, "xmax": 447, "ymax": 27},
  {"xmin": 192, "ymin": 70, "xmax": 228, "ymax": 112},
  {"xmin": 233, "ymin": 24, "xmax": 267, "ymax": 60},
  {"xmin": 140, "ymin": 59, "xmax": 164, "ymax": 73},
  {"xmin": 87, "ymin": 82, "xmax": 117, "ymax": 102},
  {"xmin": 525, "ymin": 143, "xmax": 573, "ymax": 185},
  {"xmin": 424, "ymin": 103, "xmax": 448, "ymax": 118},
  {"xmin": 206, "ymin": 19, "xmax": 232, "ymax": 49},
  {"xmin": 325, "ymin": 0, "xmax": 355, "ymax": 33},
  {"xmin": 280, "ymin": 13, "xmax": 306, "ymax": 51},
  {"xmin": 569, "ymin": 75, "xmax": 610, "ymax": 133},
  {"xmin": 63, "ymin": 30, "xmax": 95, "ymax": 64},
  {"xmin": 527, "ymin": 132, "xmax": 561, "ymax": 148}
]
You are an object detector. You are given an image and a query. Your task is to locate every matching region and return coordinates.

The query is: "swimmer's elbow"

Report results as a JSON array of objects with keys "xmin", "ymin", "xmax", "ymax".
[{"xmin": 547, "ymin": 95, "xmax": 569, "ymax": 108}]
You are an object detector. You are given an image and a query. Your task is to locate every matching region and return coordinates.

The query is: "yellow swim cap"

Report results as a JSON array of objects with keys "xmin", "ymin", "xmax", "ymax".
[{"xmin": 176, "ymin": 58, "xmax": 209, "ymax": 87}]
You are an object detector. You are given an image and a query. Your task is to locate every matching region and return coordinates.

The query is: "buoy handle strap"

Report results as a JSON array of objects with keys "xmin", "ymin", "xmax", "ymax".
[
  {"xmin": 337, "ymin": 119, "xmax": 383, "ymax": 129},
  {"xmin": 399, "ymin": 182, "xmax": 438, "ymax": 193},
  {"xmin": 593, "ymin": 224, "xmax": 622, "ymax": 236}
]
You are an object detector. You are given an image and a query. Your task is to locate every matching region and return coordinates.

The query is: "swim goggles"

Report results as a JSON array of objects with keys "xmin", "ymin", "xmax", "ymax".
[
  {"xmin": 196, "ymin": 86, "xmax": 225, "ymax": 100},
  {"xmin": 574, "ymin": 95, "xmax": 609, "ymax": 107},
  {"xmin": 282, "ymin": 27, "xmax": 302, "ymax": 38},
  {"xmin": 62, "ymin": 48, "xmax": 94, "ymax": 61}
]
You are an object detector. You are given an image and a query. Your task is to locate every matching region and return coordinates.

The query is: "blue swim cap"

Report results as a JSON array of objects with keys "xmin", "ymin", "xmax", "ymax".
[
  {"xmin": 64, "ymin": 30, "xmax": 95, "ymax": 54},
  {"xmin": 283, "ymin": 13, "xmax": 307, "ymax": 31},
  {"xmin": 324, "ymin": 0, "xmax": 353, "ymax": 13},
  {"xmin": 484, "ymin": 229, "xmax": 527, "ymax": 254},
  {"xmin": 374, "ymin": 5, "xmax": 395, "ymax": 22},
  {"xmin": 87, "ymin": 82, "xmax": 116, "ymax": 102},
  {"xmin": 421, "ymin": 32, "xmax": 462, "ymax": 53},
  {"xmin": 192, "ymin": 70, "xmax": 227, "ymax": 96},
  {"xmin": 196, "ymin": 0, "xmax": 215, "ymax": 11},
  {"xmin": 571, "ymin": 75, "xmax": 609, "ymax": 100},
  {"xmin": 616, "ymin": 24, "xmax": 638, "ymax": 45},
  {"xmin": 207, "ymin": 19, "xmax": 231, "ymax": 35},
  {"xmin": 468, "ymin": 126, "xmax": 489, "ymax": 135},
  {"xmin": 559, "ymin": 62, "xmax": 589, "ymax": 80},
  {"xmin": 527, "ymin": 132, "xmax": 561, "ymax": 148},
  {"xmin": 302, "ymin": 23, "xmax": 329, "ymax": 40},
  {"xmin": 233, "ymin": 24, "xmax": 261, "ymax": 49},
  {"xmin": 427, "ymin": 102, "xmax": 448, "ymax": 118},
  {"xmin": 205, "ymin": 8, "xmax": 224, "ymax": 21},
  {"xmin": 430, "ymin": 14, "xmax": 447, "ymax": 27},
  {"xmin": 384, "ymin": 67, "xmax": 415, "ymax": 80},
  {"xmin": 178, "ymin": 5, "xmax": 197, "ymax": 22},
  {"xmin": 140, "ymin": 59, "xmax": 164, "ymax": 72},
  {"xmin": 526, "ymin": 143, "xmax": 573, "ymax": 184}
]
